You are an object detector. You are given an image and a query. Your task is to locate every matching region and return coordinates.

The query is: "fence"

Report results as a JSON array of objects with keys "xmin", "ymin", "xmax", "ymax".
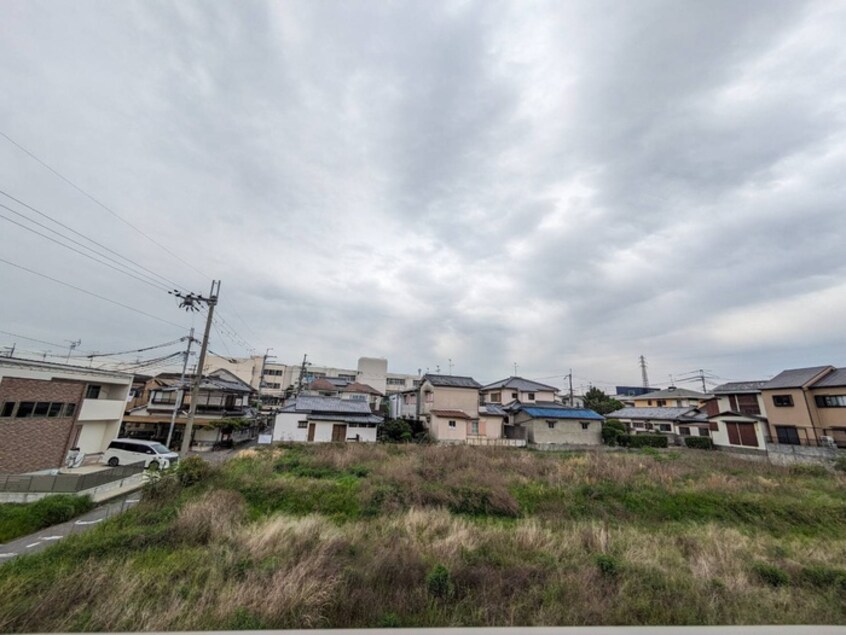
[
  {"xmin": 0, "ymin": 462, "xmax": 146, "ymax": 494},
  {"xmin": 465, "ymin": 437, "xmax": 527, "ymax": 447}
]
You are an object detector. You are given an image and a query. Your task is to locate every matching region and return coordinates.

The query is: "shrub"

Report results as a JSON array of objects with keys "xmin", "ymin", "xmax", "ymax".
[
  {"xmin": 752, "ymin": 561, "xmax": 790, "ymax": 587},
  {"xmin": 426, "ymin": 564, "xmax": 454, "ymax": 599},
  {"xmin": 176, "ymin": 456, "xmax": 212, "ymax": 486},
  {"xmin": 834, "ymin": 457, "xmax": 846, "ymax": 473},
  {"xmin": 626, "ymin": 434, "xmax": 669, "ymax": 448},
  {"xmin": 380, "ymin": 419, "xmax": 413, "ymax": 443},
  {"xmin": 800, "ymin": 565, "xmax": 846, "ymax": 590},
  {"xmin": 684, "ymin": 436, "xmax": 714, "ymax": 450},
  {"xmin": 604, "ymin": 419, "xmax": 627, "ymax": 433},
  {"xmin": 594, "ymin": 553, "xmax": 619, "ymax": 577},
  {"xmin": 0, "ymin": 495, "xmax": 95, "ymax": 542},
  {"xmin": 601, "ymin": 426, "xmax": 623, "ymax": 446}
]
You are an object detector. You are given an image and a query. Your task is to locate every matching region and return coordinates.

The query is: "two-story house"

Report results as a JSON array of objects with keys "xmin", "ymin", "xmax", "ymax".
[
  {"xmin": 122, "ymin": 368, "xmax": 256, "ymax": 450},
  {"xmin": 703, "ymin": 381, "xmax": 769, "ymax": 451},
  {"xmin": 480, "ymin": 377, "xmax": 558, "ymax": 405},
  {"xmin": 761, "ymin": 365, "xmax": 846, "ymax": 447},
  {"xmin": 417, "ymin": 374, "xmax": 483, "ymax": 442}
]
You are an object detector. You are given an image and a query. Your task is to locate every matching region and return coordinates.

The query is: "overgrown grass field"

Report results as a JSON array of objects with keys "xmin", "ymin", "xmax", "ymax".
[{"xmin": 1, "ymin": 444, "xmax": 845, "ymax": 630}]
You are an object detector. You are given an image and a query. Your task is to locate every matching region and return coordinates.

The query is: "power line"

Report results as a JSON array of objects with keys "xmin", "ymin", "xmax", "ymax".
[
  {"xmin": 0, "ymin": 330, "xmax": 69, "ymax": 351},
  {"xmin": 84, "ymin": 337, "xmax": 189, "ymax": 359},
  {"xmin": 0, "ymin": 207, "xmax": 172, "ymax": 292},
  {"xmin": 0, "ymin": 190, "xmax": 191, "ymax": 293},
  {"xmin": 0, "ymin": 256, "xmax": 186, "ymax": 329},
  {"xmin": 0, "ymin": 131, "xmax": 210, "ymax": 281}
]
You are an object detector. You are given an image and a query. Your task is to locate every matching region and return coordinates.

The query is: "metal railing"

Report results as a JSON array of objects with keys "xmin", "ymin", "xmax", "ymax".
[{"xmin": 0, "ymin": 461, "xmax": 146, "ymax": 493}]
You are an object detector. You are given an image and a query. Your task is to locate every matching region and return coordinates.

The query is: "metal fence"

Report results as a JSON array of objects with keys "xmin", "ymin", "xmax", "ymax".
[{"xmin": 0, "ymin": 462, "xmax": 146, "ymax": 493}]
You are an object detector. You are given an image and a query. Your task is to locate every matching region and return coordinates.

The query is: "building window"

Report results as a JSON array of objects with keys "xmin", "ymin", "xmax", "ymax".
[
  {"xmin": 16, "ymin": 402, "xmax": 35, "ymax": 417},
  {"xmin": 48, "ymin": 403, "xmax": 63, "ymax": 417},
  {"xmin": 413, "ymin": 380, "xmax": 421, "ymax": 387},
  {"xmin": 648, "ymin": 400, "xmax": 653, "ymax": 406},
  {"xmin": 511, "ymin": 392, "xmax": 518, "ymax": 399},
  {"xmin": 580, "ymin": 421, "xmax": 590, "ymax": 430},
  {"xmin": 85, "ymin": 385, "xmax": 101, "ymax": 399},
  {"xmin": 489, "ymin": 392, "xmax": 501, "ymax": 403},
  {"xmin": 264, "ymin": 369, "xmax": 284, "ymax": 376},
  {"xmin": 772, "ymin": 395, "xmax": 794, "ymax": 407},
  {"xmin": 658, "ymin": 424, "xmax": 671, "ymax": 432},
  {"xmin": 815, "ymin": 395, "xmax": 846, "ymax": 408},
  {"xmin": 386, "ymin": 377, "xmax": 407, "ymax": 386},
  {"xmin": 448, "ymin": 420, "xmax": 456, "ymax": 429},
  {"xmin": 679, "ymin": 427, "xmax": 691, "ymax": 436},
  {"xmin": 297, "ymin": 421, "xmax": 308, "ymax": 429},
  {"xmin": 547, "ymin": 421, "xmax": 556, "ymax": 429},
  {"xmin": 339, "ymin": 374, "xmax": 357, "ymax": 381},
  {"xmin": 263, "ymin": 382, "xmax": 281, "ymax": 389},
  {"xmin": 33, "ymin": 402, "xmax": 49, "ymax": 417},
  {"xmin": 699, "ymin": 427, "xmax": 710, "ymax": 437},
  {"xmin": 0, "ymin": 402, "xmax": 15, "ymax": 417},
  {"xmin": 528, "ymin": 392, "xmax": 535, "ymax": 401},
  {"xmin": 64, "ymin": 403, "xmax": 77, "ymax": 417},
  {"xmin": 471, "ymin": 421, "xmax": 479, "ymax": 435},
  {"xmin": 425, "ymin": 391, "xmax": 434, "ymax": 403},
  {"xmin": 775, "ymin": 425, "xmax": 800, "ymax": 445},
  {"xmin": 656, "ymin": 399, "xmax": 666, "ymax": 407}
]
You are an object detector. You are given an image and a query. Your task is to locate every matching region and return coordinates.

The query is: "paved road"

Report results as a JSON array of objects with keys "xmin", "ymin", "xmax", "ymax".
[{"xmin": 0, "ymin": 493, "xmax": 141, "ymax": 561}]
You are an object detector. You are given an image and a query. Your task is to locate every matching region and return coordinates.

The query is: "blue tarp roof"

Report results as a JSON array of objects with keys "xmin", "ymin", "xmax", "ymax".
[{"xmin": 521, "ymin": 407, "xmax": 604, "ymax": 420}]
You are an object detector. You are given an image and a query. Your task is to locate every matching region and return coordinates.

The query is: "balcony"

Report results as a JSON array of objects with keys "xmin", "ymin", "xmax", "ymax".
[{"xmin": 77, "ymin": 398, "xmax": 126, "ymax": 422}]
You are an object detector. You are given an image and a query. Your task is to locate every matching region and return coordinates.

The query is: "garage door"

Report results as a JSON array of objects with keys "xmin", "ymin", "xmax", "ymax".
[{"xmin": 726, "ymin": 422, "xmax": 758, "ymax": 447}]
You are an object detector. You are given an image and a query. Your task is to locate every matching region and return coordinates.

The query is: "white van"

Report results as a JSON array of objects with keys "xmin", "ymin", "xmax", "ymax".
[{"xmin": 102, "ymin": 438, "xmax": 179, "ymax": 470}]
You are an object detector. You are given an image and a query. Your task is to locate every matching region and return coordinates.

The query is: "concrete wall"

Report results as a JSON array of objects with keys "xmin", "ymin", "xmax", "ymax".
[
  {"xmin": 514, "ymin": 412, "xmax": 601, "ymax": 445},
  {"xmin": 479, "ymin": 415, "xmax": 504, "ymax": 439},
  {"xmin": 430, "ymin": 415, "xmax": 467, "ymax": 441},
  {"xmin": 765, "ymin": 443, "xmax": 839, "ymax": 467},
  {"xmin": 357, "ymin": 357, "xmax": 388, "ymax": 395},
  {"xmin": 273, "ymin": 412, "xmax": 308, "ymax": 442}
]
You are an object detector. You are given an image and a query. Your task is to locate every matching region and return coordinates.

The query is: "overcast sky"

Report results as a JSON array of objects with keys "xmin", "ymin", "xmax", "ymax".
[{"xmin": 1, "ymin": 0, "xmax": 845, "ymax": 391}]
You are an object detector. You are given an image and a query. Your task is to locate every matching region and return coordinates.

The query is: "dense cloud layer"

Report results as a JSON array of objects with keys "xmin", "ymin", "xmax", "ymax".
[{"xmin": 1, "ymin": 1, "xmax": 844, "ymax": 391}]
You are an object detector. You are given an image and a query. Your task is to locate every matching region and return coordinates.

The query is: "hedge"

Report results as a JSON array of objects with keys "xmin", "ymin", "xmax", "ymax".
[
  {"xmin": 684, "ymin": 436, "xmax": 714, "ymax": 450},
  {"xmin": 619, "ymin": 434, "xmax": 669, "ymax": 448}
]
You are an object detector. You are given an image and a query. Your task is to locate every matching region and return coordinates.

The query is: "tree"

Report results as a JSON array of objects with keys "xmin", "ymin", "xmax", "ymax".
[
  {"xmin": 379, "ymin": 419, "xmax": 413, "ymax": 443},
  {"xmin": 583, "ymin": 387, "xmax": 624, "ymax": 416}
]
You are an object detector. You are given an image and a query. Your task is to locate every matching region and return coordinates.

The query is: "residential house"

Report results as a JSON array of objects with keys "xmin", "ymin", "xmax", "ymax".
[
  {"xmin": 417, "ymin": 374, "xmax": 483, "ymax": 442},
  {"xmin": 387, "ymin": 388, "xmax": 418, "ymax": 420},
  {"xmin": 0, "ymin": 357, "xmax": 133, "ymax": 473},
  {"xmin": 480, "ymin": 377, "xmax": 558, "ymax": 405},
  {"xmin": 703, "ymin": 381, "xmax": 769, "ymax": 452},
  {"xmin": 630, "ymin": 387, "xmax": 707, "ymax": 408},
  {"xmin": 478, "ymin": 403, "xmax": 508, "ymax": 441},
  {"xmin": 760, "ymin": 365, "xmax": 846, "ymax": 447},
  {"xmin": 505, "ymin": 401, "xmax": 604, "ymax": 446},
  {"xmin": 273, "ymin": 396, "xmax": 383, "ymax": 443},
  {"xmin": 122, "ymin": 368, "xmax": 257, "ymax": 450},
  {"xmin": 607, "ymin": 406, "xmax": 711, "ymax": 441}
]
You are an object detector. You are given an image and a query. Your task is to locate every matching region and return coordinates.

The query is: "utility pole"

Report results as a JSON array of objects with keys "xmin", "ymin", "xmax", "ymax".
[
  {"xmin": 66, "ymin": 339, "xmax": 81, "ymax": 362},
  {"xmin": 448, "ymin": 358, "xmax": 453, "ymax": 375},
  {"xmin": 1, "ymin": 344, "xmax": 14, "ymax": 357},
  {"xmin": 639, "ymin": 355, "xmax": 649, "ymax": 388},
  {"xmin": 257, "ymin": 347, "xmax": 274, "ymax": 408},
  {"xmin": 295, "ymin": 353, "xmax": 309, "ymax": 395},
  {"xmin": 172, "ymin": 280, "xmax": 220, "ymax": 455},
  {"xmin": 566, "ymin": 370, "xmax": 574, "ymax": 407},
  {"xmin": 166, "ymin": 329, "xmax": 195, "ymax": 448},
  {"xmin": 513, "ymin": 362, "xmax": 518, "ymax": 376}
]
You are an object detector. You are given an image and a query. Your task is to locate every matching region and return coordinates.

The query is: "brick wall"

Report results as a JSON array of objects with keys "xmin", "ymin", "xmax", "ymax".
[{"xmin": 0, "ymin": 377, "xmax": 84, "ymax": 474}]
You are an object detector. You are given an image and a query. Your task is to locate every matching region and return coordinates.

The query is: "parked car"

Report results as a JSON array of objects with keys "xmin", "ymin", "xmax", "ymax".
[{"xmin": 102, "ymin": 438, "xmax": 179, "ymax": 469}]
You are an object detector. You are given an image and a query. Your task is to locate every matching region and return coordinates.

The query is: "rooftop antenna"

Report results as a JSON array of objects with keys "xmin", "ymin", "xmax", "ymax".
[
  {"xmin": 435, "ymin": 364, "xmax": 441, "ymax": 373},
  {"xmin": 65, "ymin": 339, "xmax": 81, "ymax": 362},
  {"xmin": 513, "ymin": 362, "xmax": 518, "ymax": 376}
]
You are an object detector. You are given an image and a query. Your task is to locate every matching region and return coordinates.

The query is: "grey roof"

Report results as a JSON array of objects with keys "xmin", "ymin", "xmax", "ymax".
[
  {"xmin": 156, "ymin": 373, "xmax": 252, "ymax": 393},
  {"xmin": 325, "ymin": 377, "xmax": 352, "ymax": 387},
  {"xmin": 809, "ymin": 367, "xmax": 846, "ymax": 388},
  {"xmin": 479, "ymin": 403, "xmax": 507, "ymax": 416},
  {"xmin": 632, "ymin": 387, "xmax": 707, "ymax": 400},
  {"xmin": 712, "ymin": 381, "xmax": 768, "ymax": 394},
  {"xmin": 423, "ymin": 374, "xmax": 481, "ymax": 388},
  {"xmin": 762, "ymin": 366, "xmax": 833, "ymax": 389},
  {"xmin": 306, "ymin": 413, "xmax": 383, "ymax": 424},
  {"xmin": 607, "ymin": 406, "xmax": 702, "ymax": 421},
  {"xmin": 481, "ymin": 376, "xmax": 558, "ymax": 392},
  {"xmin": 280, "ymin": 396, "xmax": 373, "ymax": 414}
]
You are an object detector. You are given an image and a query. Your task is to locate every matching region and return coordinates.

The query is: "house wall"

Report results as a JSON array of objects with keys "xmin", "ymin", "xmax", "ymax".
[
  {"xmin": 479, "ymin": 415, "xmax": 503, "ymax": 439},
  {"xmin": 711, "ymin": 417, "xmax": 767, "ymax": 451},
  {"xmin": 272, "ymin": 413, "xmax": 378, "ymax": 443},
  {"xmin": 760, "ymin": 387, "xmax": 817, "ymax": 443},
  {"xmin": 76, "ymin": 419, "xmax": 121, "ymax": 455},
  {"xmin": 481, "ymin": 388, "xmax": 556, "ymax": 404},
  {"xmin": 429, "ymin": 385, "xmax": 480, "ymax": 417},
  {"xmin": 514, "ymin": 412, "xmax": 601, "ymax": 445},
  {"xmin": 273, "ymin": 412, "xmax": 309, "ymax": 442},
  {"xmin": 357, "ymin": 357, "xmax": 388, "ymax": 395},
  {"xmin": 0, "ymin": 377, "xmax": 85, "ymax": 473},
  {"xmin": 808, "ymin": 385, "xmax": 846, "ymax": 432},
  {"xmin": 430, "ymin": 415, "xmax": 468, "ymax": 441}
]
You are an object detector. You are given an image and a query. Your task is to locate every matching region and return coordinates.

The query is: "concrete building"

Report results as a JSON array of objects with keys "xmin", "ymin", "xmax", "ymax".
[
  {"xmin": 273, "ymin": 396, "xmax": 382, "ymax": 443},
  {"xmin": 0, "ymin": 357, "xmax": 133, "ymax": 473},
  {"xmin": 506, "ymin": 402, "xmax": 604, "ymax": 446}
]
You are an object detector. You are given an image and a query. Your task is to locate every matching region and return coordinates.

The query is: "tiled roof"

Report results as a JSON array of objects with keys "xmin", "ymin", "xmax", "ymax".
[
  {"xmin": 308, "ymin": 378, "xmax": 339, "ymax": 392},
  {"xmin": 712, "ymin": 381, "xmax": 768, "ymax": 394},
  {"xmin": 809, "ymin": 368, "xmax": 846, "ymax": 388},
  {"xmin": 343, "ymin": 382, "xmax": 383, "ymax": 396},
  {"xmin": 519, "ymin": 406, "xmax": 604, "ymax": 421},
  {"xmin": 479, "ymin": 403, "xmax": 507, "ymax": 416},
  {"xmin": 155, "ymin": 374, "xmax": 252, "ymax": 393},
  {"xmin": 607, "ymin": 406, "xmax": 700, "ymax": 421},
  {"xmin": 481, "ymin": 376, "xmax": 558, "ymax": 392},
  {"xmin": 762, "ymin": 366, "xmax": 833, "ymax": 389},
  {"xmin": 280, "ymin": 396, "xmax": 372, "ymax": 414},
  {"xmin": 429, "ymin": 409, "xmax": 473, "ymax": 420},
  {"xmin": 631, "ymin": 387, "xmax": 707, "ymax": 400},
  {"xmin": 423, "ymin": 374, "xmax": 481, "ymax": 389}
]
